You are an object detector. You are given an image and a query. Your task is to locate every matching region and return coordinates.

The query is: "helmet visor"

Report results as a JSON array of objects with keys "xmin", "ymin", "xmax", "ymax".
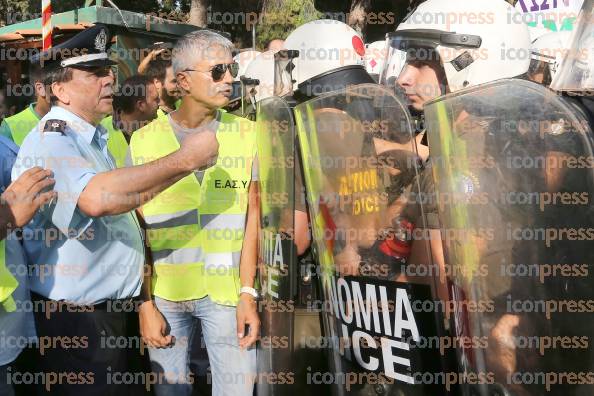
[{"xmin": 387, "ymin": 29, "xmax": 482, "ymax": 54}]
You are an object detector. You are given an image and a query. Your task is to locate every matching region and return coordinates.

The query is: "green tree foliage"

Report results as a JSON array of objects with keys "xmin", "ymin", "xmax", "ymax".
[
  {"xmin": 88, "ymin": 0, "xmax": 162, "ymax": 14},
  {"xmin": 0, "ymin": 0, "xmax": 413, "ymax": 47},
  {"xmin": 0, "ymin": 0, "xmax": 38, "ymax": 26},
  {"xmin": 256, "ymin": 0, "xmax": 321, "ymax": 49},
  {"xmin": 0, "ymin": 0, "xmax": 164, "ymax": 27}
]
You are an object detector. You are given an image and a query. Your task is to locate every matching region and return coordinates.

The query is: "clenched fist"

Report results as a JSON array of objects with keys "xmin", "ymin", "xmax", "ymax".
[{"xmin": 177, "ymin": 131, "xmax": 219, "ymax": 171}]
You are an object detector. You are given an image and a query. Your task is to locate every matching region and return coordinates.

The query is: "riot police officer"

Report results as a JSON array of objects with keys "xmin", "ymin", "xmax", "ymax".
[
  {"xmin": 385, "ymin": 0, "xmax": 594, "ymax": 394},
  {"xmin": 548, "ymin": 2, "xmax": 594, "ymax": 128},
  {"xmin": 226, "ymin": 49, "xmax": 261, "ymax": 115},
  {"xmin": 257, "ymin": 17, "xmax": 452, "ymax": 396}
]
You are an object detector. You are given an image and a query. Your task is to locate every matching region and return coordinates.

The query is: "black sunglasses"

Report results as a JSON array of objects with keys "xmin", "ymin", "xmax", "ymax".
[{"xmin": 184, "ymin": 62, "xmax": 239, "ymax": 81}]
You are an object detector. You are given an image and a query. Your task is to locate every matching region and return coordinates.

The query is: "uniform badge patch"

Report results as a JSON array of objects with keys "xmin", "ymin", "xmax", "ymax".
[
  {"xmin": 43, "ymin": 120, "xmax": 67, "ymax": 134},
  {"xmin": 459, "ymin": 172, "xmax": 481, "ymax": 202}
]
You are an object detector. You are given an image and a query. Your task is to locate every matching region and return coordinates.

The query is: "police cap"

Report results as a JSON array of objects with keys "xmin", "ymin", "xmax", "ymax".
[{"xmin": 32, "ymin": 24, "xmax": 116, "ymax": 70}]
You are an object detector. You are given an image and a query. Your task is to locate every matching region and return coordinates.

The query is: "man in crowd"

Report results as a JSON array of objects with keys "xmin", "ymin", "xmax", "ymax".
[
  {"xmin": 101, "ymin": 74, "xmax": 160, "ymax": 167},
  {"xmin": 0, "ymin": 63, "xmax": 50, "ymax": 146},
  {"xmin": 141, "ymin": 53, "xmax": 180, "ymax": 116},
  {"xmin": 266, "ymin": 38, "xmax": 284, "ymax": 52},
  {"xmin": 129, "ymin": 29, "xmax": 259, "ymax": 396},
  {"xmin": 12, "ymin": 24, "xmax": 218, "ymax": 395}
]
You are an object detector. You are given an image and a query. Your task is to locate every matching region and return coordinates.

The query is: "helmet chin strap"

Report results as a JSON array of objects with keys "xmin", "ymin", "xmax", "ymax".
[
  {"xmin": 249, "ymin": 93, "xmax": 257, "ymax": 111},
  {"xmin": 409, "ymin": 110, "xmax": 425, "ymax": 135},
  {"xmin": 440, "ymin": 81, "xmax": 448, "ymax": 96}
]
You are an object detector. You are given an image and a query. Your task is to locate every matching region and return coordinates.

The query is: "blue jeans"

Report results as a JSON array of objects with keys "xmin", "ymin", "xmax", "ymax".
[{"xmin": 149, "ymin": 296, "xmax": 256, "ymax": 396}]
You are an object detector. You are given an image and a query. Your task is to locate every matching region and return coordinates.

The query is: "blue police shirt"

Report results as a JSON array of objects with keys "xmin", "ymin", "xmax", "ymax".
[
  {"xmin": 0, "ymin": 136, "xmax": 36, "ymax": 365},
  {"xmin": 0, "ymin": 136, "xmax": 16, "ymax": 189},
  {"xmin": 11, "ymin": 106, "xmax": 143, "ymax": 305}
]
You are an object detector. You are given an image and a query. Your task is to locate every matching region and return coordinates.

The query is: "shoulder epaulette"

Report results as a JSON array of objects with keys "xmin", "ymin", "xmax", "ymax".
[{"xmin": 43, "ymin": 120, "xmax": 67, "ymax": 134}]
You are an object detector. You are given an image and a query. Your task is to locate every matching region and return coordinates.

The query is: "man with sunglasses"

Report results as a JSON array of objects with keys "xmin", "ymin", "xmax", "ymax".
[
  {"xmin": 11, "ymin": 24, "xmax": 219, "ymax": 395},
  {"xmin": 128, "ymin": 30, "xmax": 259, "ymax": 396}
]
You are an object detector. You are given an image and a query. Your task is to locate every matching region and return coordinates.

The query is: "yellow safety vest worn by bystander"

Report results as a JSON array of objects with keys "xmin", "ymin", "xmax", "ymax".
[
  {"xmin": 3, "ymin": 105, "xmax": 40, "ymax": 146},
  {"xmin": 156, "ymin": 99, "xmax": 181, "ymax": 119},
  {"xmin": 101, "ymin": 116, "xmax": 129, "ymax": 168},
  {"xmin": 129, "ymin": 111, "xmax": 256, "ymax": 306},
  {"xmin": 0, "ymin": 240, "xmax": 17, "ymax": 312}
]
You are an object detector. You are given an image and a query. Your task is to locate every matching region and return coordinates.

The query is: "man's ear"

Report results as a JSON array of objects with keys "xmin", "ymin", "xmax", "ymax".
[
  {"xmin": 136, "ymin": 99, "xmax": 146, "ymax": 113},
  {"xmin": 34, "ymin": 81, "xmax": 47, "ymax": 99},
  {"xmin": 51, "ymin": 82, "xmax": 70, "ymax": 105},
  {"xmin": 153, "ymin": 78, "xmax": 162, "ymax": 91},
  {"xmin": 175, "ymin": 73, "xmax": 190, "ymax": 94}
]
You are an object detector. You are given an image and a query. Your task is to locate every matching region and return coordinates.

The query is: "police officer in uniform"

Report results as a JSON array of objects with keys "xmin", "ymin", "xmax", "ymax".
[
  {"xmin": 385, "ymin": 0, "xmax": 534, "ymax": 292},
  {"xmin": 12, "ymin": 24, "xmax": 218, "ymax": 395},
  {"xmin": 225, "ymin": 50, "xmax": 260, "ymax": 116},
  {"xmin": 540, "ymin": 4, "xmax": 594, "ymax": 132},
  {"xmin": 387, "ymin": 0, "xmax": 594, "ymax": 394}
]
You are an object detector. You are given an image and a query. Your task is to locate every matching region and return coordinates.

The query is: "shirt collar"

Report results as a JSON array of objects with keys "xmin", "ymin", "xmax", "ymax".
[
  {"xmin": 44, "ymin": 106, "xmax": 103, "ymax": 144},
  {"xmin": 167, "ymin": 110, "xmax": 220, "ymax": 134},
  {"xmin": 29, "ymin": 102, "xmax": 42, "ymax": 120}
]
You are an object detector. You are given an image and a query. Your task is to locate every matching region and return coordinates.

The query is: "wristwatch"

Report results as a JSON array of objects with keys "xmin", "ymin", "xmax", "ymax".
[{"xmin": 239, "ymin": 286, "xmax": 259, "ymax": 299}]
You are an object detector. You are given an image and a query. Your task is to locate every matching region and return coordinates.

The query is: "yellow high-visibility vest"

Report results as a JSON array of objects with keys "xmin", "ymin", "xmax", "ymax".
[
  {"xmin": 4, "ymin": 105, "xmax": 40, "ymax": 146},
  {"xmin": 0, "ymin": 240, "xmax": 17, "ymax": 312},
  {"xmin": 129, "ymin": 111, "xmax": 256, "ymax": 305},
  {"xmin": 100, "ymin": 116, "xmax": 128, "ymax": 168}
]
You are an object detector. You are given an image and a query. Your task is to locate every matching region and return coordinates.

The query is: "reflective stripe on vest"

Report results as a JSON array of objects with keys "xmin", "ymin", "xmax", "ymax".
[
  {"xmin": 0, "ymin": 239, "xmax": 17, "ymax": 312},
  {"xmin": 5, "ymin": 106, "xmax": 39, "ymax": 146},
  {"xmin": 100, "ymin": 116, "xmax": 129, "ymax": 168},
  {"xmin": 130, "ymin": 112, "xmax": 255, "ymax": 305}
]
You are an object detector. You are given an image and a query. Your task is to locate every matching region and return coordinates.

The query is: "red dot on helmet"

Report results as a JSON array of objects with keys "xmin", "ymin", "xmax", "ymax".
[{"xmin": 352, "ymin": 36, "xmax": 365, "ymax": 57}]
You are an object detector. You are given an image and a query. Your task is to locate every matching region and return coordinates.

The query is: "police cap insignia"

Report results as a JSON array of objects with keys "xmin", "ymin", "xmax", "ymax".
[
  {"xmin": 43, "ymin": 120, "xmax": 67, "ymax": 134},
  {"xmin": 95, "ymin": 29, "xmax": 108, "ymax": 52}
]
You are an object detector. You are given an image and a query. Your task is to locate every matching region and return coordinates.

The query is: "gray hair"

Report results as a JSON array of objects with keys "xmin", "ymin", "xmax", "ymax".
[
  {"xmin": 172, "ymin": 30, "xmax": 234, "ymax": 74},
  {"xmin": 44, "ymin": 67, "xmax": 74, "ymax": 105}
]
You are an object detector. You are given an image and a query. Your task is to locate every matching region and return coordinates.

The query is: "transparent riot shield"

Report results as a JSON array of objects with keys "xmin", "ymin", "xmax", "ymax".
[
  {"xmin": 550, "ymin": 0, "xmax": 594, "ymax": 93},
  {"xmin": 295, "ymin": 83, "xmax": 454, "ymax": 395},
  {"xmin": 256, "ymin": 96, "xmax": 298, "ymax": 394},
  {"xmin": 424, "ymin": 78, "xmax": 594, "ymax": 396}
]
